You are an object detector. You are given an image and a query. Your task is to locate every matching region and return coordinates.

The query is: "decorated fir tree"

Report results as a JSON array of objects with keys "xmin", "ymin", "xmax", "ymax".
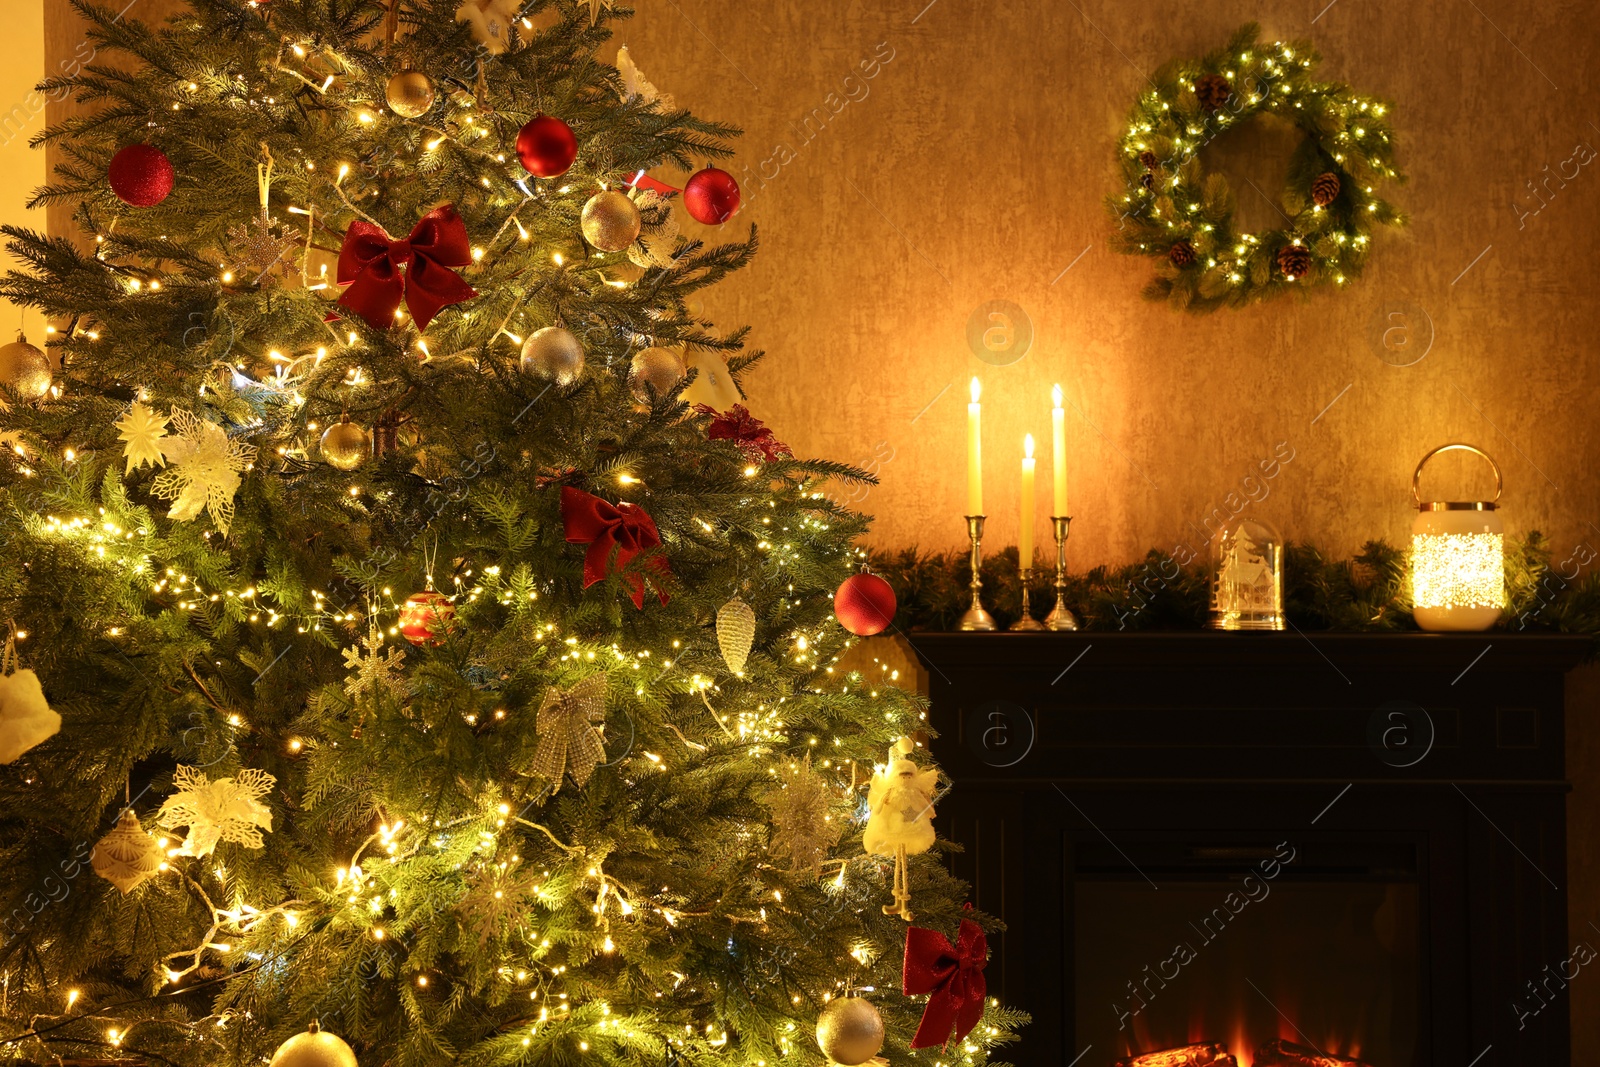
[{"xmin": 0, "ymin": 2, "xmax": 1024, "ymax": 1066}]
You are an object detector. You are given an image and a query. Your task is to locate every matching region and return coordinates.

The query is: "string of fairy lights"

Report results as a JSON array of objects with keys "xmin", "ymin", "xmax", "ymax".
[{"xmin": 2, "ymin": 8, "xmax": 1019, "ymax": 1067}]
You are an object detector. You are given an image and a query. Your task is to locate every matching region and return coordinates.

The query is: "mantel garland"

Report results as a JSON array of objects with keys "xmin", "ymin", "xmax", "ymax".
[
  {"xmin": 1107, "ymin": 24, "xmax": 1406, "ymax": 312},
  {"xmin": 873, "ymin": 534, "xmax": 1600, "ymax": 637}
]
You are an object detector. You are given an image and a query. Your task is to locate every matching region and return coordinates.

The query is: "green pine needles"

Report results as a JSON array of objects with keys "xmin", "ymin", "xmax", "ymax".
[{"xmin": 0, "ymin": 3, "xmax": 1025, "ymax": 1066}]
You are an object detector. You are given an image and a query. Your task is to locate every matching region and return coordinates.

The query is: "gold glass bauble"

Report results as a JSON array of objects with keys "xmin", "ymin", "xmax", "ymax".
[
  {"xmin": 320, "ymin": 416, "xmax": 372, "ymax": 471},
  {"xmin": 629, "ymin": 346, "xmax": 686, "ymax": 403},
  {"xmin": 269, "ymin": 1023, "xmax": 358, "ymax": 1067},
  {"xmin": 815, "ymin": 997, "xmax": 885, "ymax": 1066},
  {"xmin": 385, "ymin": 71, "xmax": 436, "ymax": 119},
  {"xmin": 519, "ymin": 326, "xmax": 586, "ymax": 387},
  {"xmin": 581, "ymin": 190, "xmax": 642, "ymax": 252},
  {"xmin": 0, "ymin": 337, "xmax": 51, "ymax": 401}
]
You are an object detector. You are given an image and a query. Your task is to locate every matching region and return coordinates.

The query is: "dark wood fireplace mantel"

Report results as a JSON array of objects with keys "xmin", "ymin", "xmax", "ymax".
[{"xmin": 909, "ymin": 632, "xmax": 1595, "ymax": 1067}]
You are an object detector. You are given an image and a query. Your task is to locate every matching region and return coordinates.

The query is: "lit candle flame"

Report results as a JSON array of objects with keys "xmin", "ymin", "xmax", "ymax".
[
  {"xmin": 970, "ymin": 377, "xmax": 981, "ymax": 404},
  {"xmin": 1024, "ymin": 433, "xmax": 1035, "ymax": 459},
  {"xmin": 1052, "ymin": 383, "xmax": 1063, "ymax": 408}
]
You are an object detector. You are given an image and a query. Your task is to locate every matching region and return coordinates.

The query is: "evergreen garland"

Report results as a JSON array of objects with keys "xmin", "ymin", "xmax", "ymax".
[{"xmin": 874, "ymin": 533, "xmax": 1600, "ymax": 639}]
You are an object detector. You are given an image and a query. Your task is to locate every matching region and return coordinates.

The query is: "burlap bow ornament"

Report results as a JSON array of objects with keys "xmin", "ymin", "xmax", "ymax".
[{"xmin": 531, "ymin": 673, "xmax": 608, "ymax": 792}]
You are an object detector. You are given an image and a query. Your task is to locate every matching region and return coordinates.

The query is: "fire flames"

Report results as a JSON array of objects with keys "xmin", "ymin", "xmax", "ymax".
[{"xmin": 1112, "ymin": 1038, "xmax": 1373, "ymax": 1067}]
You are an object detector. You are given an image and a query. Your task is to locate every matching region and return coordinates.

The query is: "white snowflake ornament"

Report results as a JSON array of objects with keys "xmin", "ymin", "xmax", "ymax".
[
  {"xmin": 150, "ymin": 409, "xmax": 253, "ymax": 534},
  {"xmin": 157, "ymin": 765, "xmax": 275, "ymax": 858},
  {"xmin": 455, "ymin": 0, "xmax": 521, "ymax": 54},
  {"xmin": 116, "ymin": 401, "xmax": 169, "ymax": 474}
]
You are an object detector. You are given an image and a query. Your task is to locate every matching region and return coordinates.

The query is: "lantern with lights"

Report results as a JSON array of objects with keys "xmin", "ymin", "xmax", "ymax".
[{"xmin": 1410, "ymin": 443, "xmax": 1505, "ymax": 632}]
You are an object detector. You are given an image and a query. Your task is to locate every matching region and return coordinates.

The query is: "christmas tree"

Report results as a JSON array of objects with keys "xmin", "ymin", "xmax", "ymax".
[{"xmin": 0, "ymin": 3, "xmax": 1023, "ymax": 1066}]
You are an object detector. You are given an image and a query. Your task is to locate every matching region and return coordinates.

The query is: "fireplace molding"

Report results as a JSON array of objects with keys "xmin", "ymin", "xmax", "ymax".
[{"xmin": 910, "ymin": 632, "xmax": 1594, "ymax": 1067}]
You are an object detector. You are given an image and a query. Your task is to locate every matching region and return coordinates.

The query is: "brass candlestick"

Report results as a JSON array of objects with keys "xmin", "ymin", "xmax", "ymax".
[
  {"xmin": 958, "ymin": 515, "xmax": 997, "ymax": 631},
  {"xmin": 1010, "ymin": 566, "xmax": 1045, "ymax": 630},
  {"xmin": 1045, "ymin": 515, "xmax": 1079, "ymax": 631}
]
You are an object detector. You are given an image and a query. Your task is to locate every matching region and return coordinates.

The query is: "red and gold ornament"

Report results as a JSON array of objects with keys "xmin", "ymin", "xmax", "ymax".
[
  {"xmin": 399, "ymin": 589, "xmax": 455, "ymax": 647},
  {"xmin": 834, "ymin": 570, "xmax": 896, "ymax": 637},
  {"xmin": 682, "ymin": 167, "xmax": 741, "ymax": 225},
  {"xmin": 109, "ymin": 144, "xmax": 175, "ymax": 207},
  {"xmin": 515, "ymin": 115, "xmax": 578, "ymax": 178}
]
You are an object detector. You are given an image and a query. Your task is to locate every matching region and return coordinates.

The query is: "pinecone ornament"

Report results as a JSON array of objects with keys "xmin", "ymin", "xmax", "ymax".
[
  {"xmin": 1138, "ymin": 150, "xmax": 1158, "ymax": 170},
  {"xmin": 1139, "ymin": 172, "xmax": 1155, "ymax": 190},
  {"xmin": 1195, "ymin": 74, "xmax": 1232, "ymax": 112},
  {"xmin": 1168, "ymin": 240, "xmax": 1196, "ymax": 268},
  {"xmin": 1311, "ymin": 171, "xmax": 1342, "ymax": 207},
  {"xmin": 1276, "ymin": 243, "xmax": 1313, "ymax": 280}
]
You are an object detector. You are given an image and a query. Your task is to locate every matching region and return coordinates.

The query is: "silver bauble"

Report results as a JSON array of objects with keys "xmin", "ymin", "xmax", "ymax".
[
  {"xmin": 320, "ymin": 416, "xmax": 372, "ymax": 471},
  {"xmin": 269, "ymin": 1023, "xmax": 359, "ymax": 1067},
  {"xmin": 629, "ymin": 347, "xmax": 686, "ymax": 403},
  {"xmin": 385, "ymin": 71, "xmax": 436, "ymax": 119},
  {"xmin": 519, "ymin": 326, "xmax": 585, "ymax": 387},
  {"xmin": 581, "ymin": 190, "xmax": 642, "ymax": 252},
  {"xmin": 0, "ymin": 336, "xmax": 51, "ymax": 401},
  {"xmin": 815, "ymin": 997, "xmax": 885, "ymax": 1066}
]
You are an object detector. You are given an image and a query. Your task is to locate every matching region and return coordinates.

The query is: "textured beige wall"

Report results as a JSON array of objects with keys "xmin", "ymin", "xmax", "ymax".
[{"xmin": 0, "ymin": 0, "xmax": 45, "ymax": 332}]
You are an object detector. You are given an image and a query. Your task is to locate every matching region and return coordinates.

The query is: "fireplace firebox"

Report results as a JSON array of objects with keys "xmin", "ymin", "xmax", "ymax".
[{"xmin": 909, "ymin": 632, "xmax": 1592, "ymax": 1067}]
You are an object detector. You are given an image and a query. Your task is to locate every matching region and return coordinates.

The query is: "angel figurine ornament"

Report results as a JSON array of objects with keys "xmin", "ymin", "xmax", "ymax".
[{"xmin": 864, "ymin": 737, "xmax": 939, "ymax": 921}]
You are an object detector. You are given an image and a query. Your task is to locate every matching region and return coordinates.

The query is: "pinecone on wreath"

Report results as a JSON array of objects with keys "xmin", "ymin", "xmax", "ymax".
[
  {"xmin": 1195, "ymin": 74, "xmax": 1232, "ymax": 112},
  {"xmin": 1311, "ymin": 171, "xmax": 1342, "ymax": 207},
  {"xmin": 1139, "ymin": 172, "xmax": 1155, "ymax": 190},
  {"xmin": 1276, "ymin": 243, "xmax": 1313, "ymax": 280},
  {"xmin": 1169, "ymin": 240, "xmax": 1196, "ymax": 268},
  {"xmin": 1138, "ymin": 150, "xmax": 1158, "ymax": 170}
]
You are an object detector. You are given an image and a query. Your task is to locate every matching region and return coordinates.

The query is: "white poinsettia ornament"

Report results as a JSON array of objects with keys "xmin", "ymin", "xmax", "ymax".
[
  {"xmin": 0, "ymin": 634, "xmax": 59, "ymax": 764},
  {"xmin": 150, "ymin": 408, "xmax": 253, "ymax": 534},
  {"xmin": 616, "ymin": 45, "xmax": 672, "ymax": 109},
  {"xmin": 157, "ymin": 765, "xmax": 275, "ymax": 858},
  {"xmin": 115, "ymin": 401, "xmax": 169, "ymax": 473},
  {"xmin": 455, "ymin": 0, "xmax": 521, "ymax": 54}
]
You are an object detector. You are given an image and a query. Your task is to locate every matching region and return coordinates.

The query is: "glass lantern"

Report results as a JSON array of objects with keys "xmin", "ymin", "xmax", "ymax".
[
  {"xmin": 1410, "ymin": 444, "xmax": 1505, "ymax": 632},
  {"xmin": 1208, "ymin": 518, "xmax": 1285, "ymax": 631}
]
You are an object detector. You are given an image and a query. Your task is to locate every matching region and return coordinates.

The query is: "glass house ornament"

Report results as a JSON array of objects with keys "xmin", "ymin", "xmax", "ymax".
[
  {"xmin": 1208, "ymin": 518, "xmax": 1285, "ymax": 631},
  {"xmin": 1410, "ymin": 443, "xmax": 1505, "ymax": 632}
]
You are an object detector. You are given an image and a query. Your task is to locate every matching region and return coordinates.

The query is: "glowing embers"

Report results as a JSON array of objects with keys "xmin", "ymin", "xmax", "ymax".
[{"xmin": 1114, "ymin": 1038, "xmax": 1374, "ymax": 1067}]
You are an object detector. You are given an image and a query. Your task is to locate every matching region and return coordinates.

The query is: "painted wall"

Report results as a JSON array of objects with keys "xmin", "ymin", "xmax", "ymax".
[{"xmin": 0, "ymin": 0, "xmax": 46, "ymax": 337}]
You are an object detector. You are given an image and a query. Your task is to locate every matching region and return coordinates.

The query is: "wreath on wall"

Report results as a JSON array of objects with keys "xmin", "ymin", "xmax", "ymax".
[{"xmin": 1106, "ymin": 24, "xmax": 1406, "ymax": 312}]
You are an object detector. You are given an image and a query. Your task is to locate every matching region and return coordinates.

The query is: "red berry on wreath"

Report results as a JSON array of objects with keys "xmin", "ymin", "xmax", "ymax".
[
  {"xmin": 683, "ymin": 167, "xmax": 741, "ymax": 225},
  {"xmin": 515, "ymin": 115, "xmax": 578, "ymax": 178},
  {"xmin": 399, "ymin": 590, "xmax": 455, "ymax": 646},
  {"xmin": 108, "ymin": 144, "xmax": 175, "ymax": 207},
  {"xmin": 1168, "ymin": 240, "xmax": 1196, "ymax": 268},
  {"xmin": 834, "ymin": 571, "xmax": 896, "ymax": 637}
]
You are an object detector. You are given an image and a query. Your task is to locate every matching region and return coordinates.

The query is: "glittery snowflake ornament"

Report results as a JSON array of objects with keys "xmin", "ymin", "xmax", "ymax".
[
  {"xmin": 157, "ymin": 765, "xmax": 276, "ymax": 858},
  {"xmin": 226, "ymin": 214, "xmax": 300, "ymax": 288},
  {"xmin": 342, "ymin": 627, "xmax": 408, "ymax": 737},
  {"xmin": 150, "ymin": 408, "xmax": 253, "ymax": 534},
  {"xmin": 115, "ymin": 401, "xmax": 169, "ymax": 474}
]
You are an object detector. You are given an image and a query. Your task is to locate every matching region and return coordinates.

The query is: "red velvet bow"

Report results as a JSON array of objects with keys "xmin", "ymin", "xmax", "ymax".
[
  {"xmin": 561, "ymin": 486, "xmax": 670, "ymax": 609},
  {"xmin": 903, "ymin": 917, "xmax": 989, "ymax": 1050},
  {"xmin": 337, "ymin": 204, "xmax": 478, "ymax": 331}
]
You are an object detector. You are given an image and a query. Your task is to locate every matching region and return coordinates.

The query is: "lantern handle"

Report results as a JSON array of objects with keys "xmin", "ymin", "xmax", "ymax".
[{"xmin": 1412, "ymin": 443, "xmax": 1502, "ymax": 506}]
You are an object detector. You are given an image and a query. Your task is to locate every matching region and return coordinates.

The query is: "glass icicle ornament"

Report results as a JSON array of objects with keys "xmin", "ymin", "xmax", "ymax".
[
  {"xmin": 1410, "ymin": 443, "xmax": 1505, "ymax": 632},
  {"xmin": 716, "ymin": 595, "xmax": 756, "ymax": 674},
  {"xmin": 1208, "ymin": 517, "xmax": 1285, "ymax": 630}
]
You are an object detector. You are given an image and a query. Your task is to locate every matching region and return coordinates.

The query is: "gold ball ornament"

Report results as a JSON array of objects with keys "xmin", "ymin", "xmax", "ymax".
[
  {"xmin": 519, "ymin": 326, "xmax": 586, "ymax": 387},
  {"xmin": 269, "ymin": 1023, "xmax": 358, "ymax": 1067},
  {"xmin": 629, "ymin": 346, "xmax": 686, "ymax": 403},
  {"xmin": 320, "ymin": 415, "xmax": 372, "ymax": 471},
  {"xmin": 581, "ymin": 190, "xmax": 642, "ymax": 252},
  {"xmin": 385, "ymin": 71, "xmax": 436, "ymax": 119},
  {"xmin": 0, "ymin": 334, "xmax": 51, "ymax": 402},
  {"xmin": 816, "ymin": 997, "xmax": 885, "ymax": 1066}
]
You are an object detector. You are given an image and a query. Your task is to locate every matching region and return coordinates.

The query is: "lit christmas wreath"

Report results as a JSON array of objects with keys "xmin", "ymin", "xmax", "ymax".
[{"xmin": 1107, "ymin": 24, "xmax": 1405, "ymax": 312}]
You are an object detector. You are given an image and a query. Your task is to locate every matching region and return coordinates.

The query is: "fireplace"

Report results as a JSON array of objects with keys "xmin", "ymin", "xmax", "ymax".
[{"xmin": 909, "ymin": 632, "xmax": 1592, "ymax": 1067}]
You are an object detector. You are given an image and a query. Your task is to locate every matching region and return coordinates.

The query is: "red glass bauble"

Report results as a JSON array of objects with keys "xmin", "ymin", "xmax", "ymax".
[
  {"xmin": 834, "ymin": 572, "xmax": 897, "ymax": 637},
  {"xmin": 108, "ymin": 144, "xmax": 175, "ymax": 207},
  {"xmin": 515, "ymin": 115, "xmax": 578, "ymax": 178},
  {"xmin": 398, "ymin": 590, "xmax": 455, "ymax": 647},
  {"xmin": 682, "ymin": 167, "xmax": 741, "ymax": 225}
]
